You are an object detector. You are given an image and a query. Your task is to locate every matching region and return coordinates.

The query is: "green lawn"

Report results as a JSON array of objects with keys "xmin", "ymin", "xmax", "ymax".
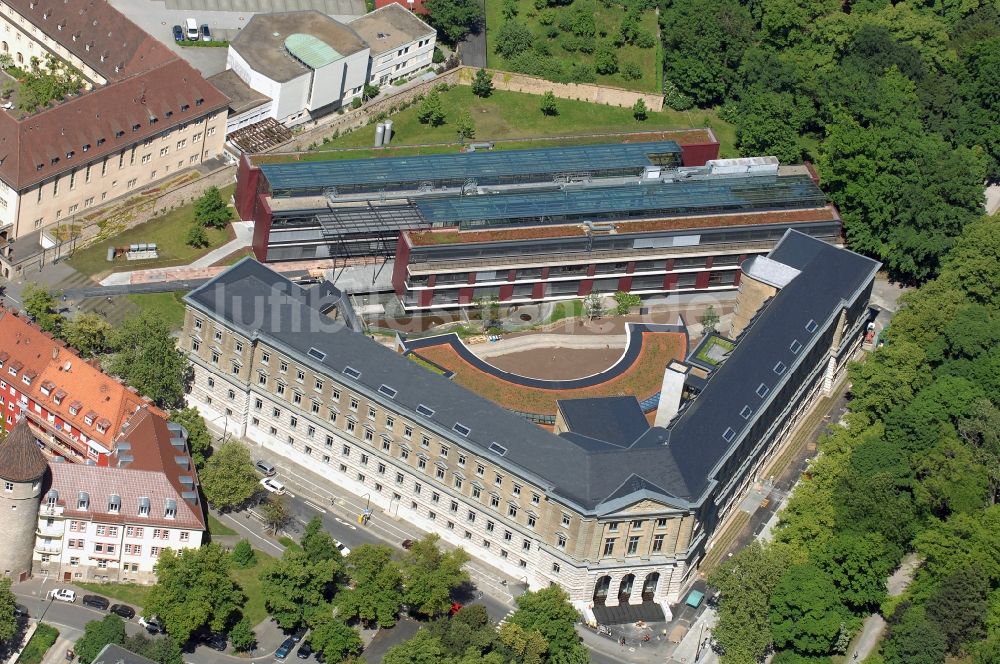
[
  {"xmin": 231, "ymin": 551, "xmax": 276, "ymax": 626},
  {"xmin": 67, "ymin": 184, "xmax": 236, "ymax": 278},
  {"xmin": 19, "ymin": 623, "xmax": 59, "ymax": 664},
  {"xmin": 125, "ymin": 291, "xmax": 187, "ymax": 331},
  {"xmin": 208, "ymin": 512, "xmax": 238, "ymax": 537},
  {"xmin": 76, "ymin": 582, "xmax": 153, "ymax": 610},
  {"xmin": 485, "ymin": 0, "xmax": 662, "ymax": 93},
  {"xmin": 545, "ymin": 299, "xmax": 584, "ymax": 325},
  {"xmin": 297, "ymin": 87, "xmax": 734, "ymax": 158}
]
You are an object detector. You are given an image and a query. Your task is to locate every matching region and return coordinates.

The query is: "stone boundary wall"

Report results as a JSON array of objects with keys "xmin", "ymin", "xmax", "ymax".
[
  {"xmin": 15, "ymin": 165, "xmax": 236, "ymax": 273},
  {"xmin": 456, "ymin": 67, "xmax": 664, "ymax": 112}
]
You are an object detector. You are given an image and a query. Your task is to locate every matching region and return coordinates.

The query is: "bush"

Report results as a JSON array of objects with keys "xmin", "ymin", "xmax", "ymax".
[
  {"xmin": 432, "ymin": 47, "xmax": 445, "ymax": 63},
  {"xmin": 185, "ymin": 225, "xmax": 209, "ymax": 248},
  {"xmin": 350, "ymin": 97, "xmax": 362, "ymax": 109},
  {"xmin": 569, "ymin": 62, "xmax": 596, "ymax": 82},
  {"xmin": 634, "ymin": 29, "xmax": 655, "ymax": 48},
  {"xmin": 664, "ymin": 79, "xmax": 694, "ymax": 111},
  {"xmin": 534, "ymin": 40, "xmax": 552, "ymax": 56},
  {"xmin": 594, "ymin": 44, "xmax": 618, "ymax": 74},
  {"xmin": 540, "ymin": 91, "xmax": 559, "ymax": 116},
  {"xmin": 538, "ymin": 9, "xmax": 556, "ymax": 25},
  {"xmin": 495, "ymin": 21, "xmax": 534, "ymax": 59},
  {"xmin": 621, "ymin": 62, "xmax": 642, "ymax": 81},
  {"xmin": 363, "ymin": 83, "xmax": 380, "ymax": 99},
  {"xmin": 578, "ymin": 40, "xmax": 595, "ymax": 54},
  {"xmin": 545, "ymin": 25, "xmax": 560, "ymax": 38},
  {"xmin": 560, "ymin": 34, "xmax": 580, "ymax": 52},
  {"xmin": 502, "ymin": 0, "xmax": 518, "ymax": 19},
  {"xmin": 614, "ymin": 291, "xmax": 641, "ymax": 315},
  {"xmin": 632, "ymin": 98, "xmax": 648, "ymax": 121},
  {"xmin": 231, "ymin": 539, "xmax": 257, "ymax": 568},
  {"xmin": 471, "ymin": 67, "xmax": 493, "ymax": 97}
]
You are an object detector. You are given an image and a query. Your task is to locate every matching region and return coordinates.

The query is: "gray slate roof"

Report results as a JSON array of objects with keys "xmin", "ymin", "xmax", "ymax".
[{"xmin": 185, "ymin": 231, "xmax": 879, "ymax": 513}]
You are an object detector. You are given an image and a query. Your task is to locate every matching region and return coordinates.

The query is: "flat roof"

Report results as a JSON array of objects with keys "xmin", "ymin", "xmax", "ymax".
[
  {"xmin": 286, "ymin": 33, "xmax": 343, "ymax": 69},
  {"xmin": 231, "ymin": 11, "xmax": 367, "ymax": 83},
  {"xmin": 414, "ymin": 174, "xmax": 827, "ymax": 227},
  {"xmin": 207, "ymin": 70, "xmax": 271, "ymax": 115},
  {"xmin": 258, "ymin": 141, "xmax": 683, "ymax": 192},
  {"xmin": 349, "ymin": 4, "xmax": 435, "ymax": 55}
]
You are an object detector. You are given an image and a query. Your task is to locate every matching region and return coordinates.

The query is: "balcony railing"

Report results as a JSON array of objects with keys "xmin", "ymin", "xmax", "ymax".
[
  {"xmin": 36, "ymin": 525, "xmax": 64, "ymax": 538},
  {"xmin": 34, "ymin": 543, "xmax": 62, "ymax": 554}
]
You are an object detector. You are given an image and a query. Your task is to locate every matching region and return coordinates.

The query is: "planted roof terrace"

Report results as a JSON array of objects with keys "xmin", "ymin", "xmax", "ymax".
[{"xmin": 258, "ymin": 141, "xmax": 683, "ymax": 196}]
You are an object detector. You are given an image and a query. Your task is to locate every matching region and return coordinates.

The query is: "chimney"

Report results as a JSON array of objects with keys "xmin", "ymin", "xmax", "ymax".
[
  {"xmin": 51, "ymin": 346, "xmax": 59, "ymax": 359},
  {"xmin": 654, "ymin": 360, "xmax": 689, "ymax": 428}
]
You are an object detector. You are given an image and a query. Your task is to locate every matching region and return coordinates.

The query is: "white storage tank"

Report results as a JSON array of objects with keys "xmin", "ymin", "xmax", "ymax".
[
  {"xmin": 383, "ymin": 119, "xmax": 393, "ymax": 145},
  {"xmin": 375, "ymin": 123, "xmax": 385, "ymax": 147}
]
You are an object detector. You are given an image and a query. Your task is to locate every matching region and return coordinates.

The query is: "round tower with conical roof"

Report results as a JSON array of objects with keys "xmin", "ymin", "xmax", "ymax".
[{"xmin": 0, "ymin": 417, "xmax": 49, "ymax": 582}]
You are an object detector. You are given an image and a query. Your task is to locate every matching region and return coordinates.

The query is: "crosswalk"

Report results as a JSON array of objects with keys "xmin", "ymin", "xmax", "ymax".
[{"xmin": 497, "ymin": 608, "xmax": 517, "ymax": 630}]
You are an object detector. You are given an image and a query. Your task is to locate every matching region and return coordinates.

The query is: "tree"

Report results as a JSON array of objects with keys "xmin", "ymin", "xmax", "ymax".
[
  {"xmin": 300, "ymin": 517, "xmax": 342, "ymax": 564},
  {"xmin": 884, "ymin": 605, "xmax": 948, "ymax": 664},
  {"xmin": 400, "ymin": 534, "xmax": 471, "ymax": 617},
  {"xmin": 381, "ymin": 628, "xmax": 448, "ymax": 664},
  {"xmin": 424, "ymin": 0, "xmax": 482, "ymax": 44},
  {"xmin": 22, "ymin": 283, "xmax": 61, "ymax": 335},
  {"xmin": 363, "ymin": 83, "xmax": 380, "ymax": 100},
  {"xmin": 699, "ymin": 305, "xmax": 720, "ymax": 332},
  {"xmin": 817, "ymin": 532, "xmax": 893, "ymax": 612},
  {"xmin": 927, "ymin": 565, "xmax": 989, "ymax": 653},
  {"xmin": 307, "ymin": 616, "xmax": 363, "ymax": 663},
  {"xmin": 228, "ymin": 616, "xmax": 256, "ymax": 653},
  {"xmin": 769, "ymin": 564, "xmax": 848, "ymax": 655},
  {"xmin": 75, "ymin": 615, "xmax": 126, "ymax": 664},
  {"xmin": 456, "ymin": 110, "xmax": 475, "ymax": 140},
  {"xmin": 583, "ymin": 293, "xmax": 603, "ymax": 320},
  {"xmin": 594, "ymin": 44, "xmax": 618, "ymax": 75},
  {"xmin": 416, "ymin": 90, "xmax": 446, "ymax": 126},
  {"xmin": 632, "ymin": 98, "xmax": 648, "ymax": 121},
  {"xmin": 261, "ymin": 495, "xmax": 291, "ymax": 535},
  {"xmin": 0, "ymin": 578, "xmax": 18, "ymax": 645},
  {"xmin": 260, "ymin": 549, "xmax": 339, "ymax": 629},
  {"xmin": 709, "ymin": 541, "xmax": 793, "ymax": 663},
  {"xmin": 539, "ymin": 91, "xmax": 558, "ymax": 116},
  {"xmin": 613, "ymin": 291, "xmax": 640, "ymax": 315},
  {"xmin": 943, "ymin": 215, "xmax": 1000, "ymax": 309},
  {"xmin": 186, "ymin": 224, "xmax": 209, "ymax": 248},
  {"xmin": 194, "ymin": 186, "xmax": 232, "ymax": 229},
  {"xmin": 200, "ymin": 441, "xmax": 260, "ymax": 511},
  {"xmin": 471, "ymin": 68, "xmax": 494, "ymax": 97},
  {"xmin": 497, "ymin": 622, "xmax": 547, "ymax": 664},
  {"xmin": 494, "ymin": 21, "xmax": 533, "ymax": 59},
  {"xmin": 734, "ymin": 88, "xmax": 806, "ymax": 163},
  {"xmin": 508, "ymin": 586, "xmax": 587, "ymax": 664},
  {"xmin": 848, "ymin": 340, "xmax": 930, "ymax": 419},
  {"xmin": 337, "ymin": 544, "xmax": 404, "ymax": 627},
  {"xmin": 145, "ymin": 543, "xmax": 245, "ymax": 643},
  {"xmin": 429, "ymin": 605, "xmax": 500, "ymax": 659},
  {"xmin": 231, "ymin": 539, "xmax": 257, "ymax": 569},
  {"xmin": 168, "ymin": 407, "xmax": 212, "ymax": 468},
  {"xmin": 475, "ymin": 295, "xmax": 500, "ymax": 332},
  {"xmin": 61, "ymin": 313, "xmax": 111, "ymax": 357},
  {"xmin": 621, "ymin": 62, "xmax": 642, "ymax": 81},
  {"xmin": 105, "ymin": 312, "xmax": 191, "ymax": 408},
  {"xmin": 122, "ymin": 633, "xmax": 183, "ymax": 664}
]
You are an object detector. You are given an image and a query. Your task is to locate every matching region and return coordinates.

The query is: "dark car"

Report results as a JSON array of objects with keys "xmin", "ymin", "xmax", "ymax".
[
  {"xmin": 296, "ymin": 642, "xmax": 312, "ymax": 660},
  {"xmin": 109, "ymin": 604, "xmax": 135, "ymax": 619},
  {"xmin": 290, "ymin": 626, "xmax": 307, "ymax": 643},
  {"xmin": 275, "ymin": 637, "xmax": 296, "ymax": 660},
  {"xmin": 401, "ymin": 539, "xmax": 413, "ymax": 550},
  {"xmin": 14, "ymin": 604, "xmax": 28, "ymax": 618},
  {"xmin": 172, "ymin": 25, "xmax": 184, "ymax": 42},
  {"xmin": 82, "ymin": 595, "xmax": 110, "ymax": 610},
  {"xmin": 200, "ymin": 633, "xmax": 227, "ymax": 651}
]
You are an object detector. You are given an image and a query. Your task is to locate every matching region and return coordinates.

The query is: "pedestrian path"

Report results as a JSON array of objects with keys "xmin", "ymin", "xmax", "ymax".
[
  {"xmin": 42, "ymin": 636, "xmax": 75, "ymax": 664},
  {"xmin": 187, "ymin": 221, "xmax": 254, "ymax": 269}
]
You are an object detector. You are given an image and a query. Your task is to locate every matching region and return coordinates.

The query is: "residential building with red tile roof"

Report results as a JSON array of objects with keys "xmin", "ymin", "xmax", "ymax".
[{"xmin": 0, "ymin": 0, "xmax": 229, "ymax": 279}]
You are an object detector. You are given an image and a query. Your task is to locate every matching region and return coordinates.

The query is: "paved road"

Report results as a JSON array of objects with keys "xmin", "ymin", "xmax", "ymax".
[{"xmin": 457, "ymin": 0, "xmax": 486, "ymax": 67}]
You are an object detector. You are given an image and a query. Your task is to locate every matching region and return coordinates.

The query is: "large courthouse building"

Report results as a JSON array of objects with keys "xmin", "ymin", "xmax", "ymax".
[{"xmin": 182, "ymin": 231, "xmax": 879, "ymax": 619}]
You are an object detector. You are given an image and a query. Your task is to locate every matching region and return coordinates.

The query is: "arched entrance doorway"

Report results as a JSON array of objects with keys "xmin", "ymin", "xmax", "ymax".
[
  {"xmin": 642, "ymin": 572, "xmax": 660, "ymax": 601},
  {"xmin": 593, "ymin": 575, "xmax": 611, "ymax": 605},
  {"xmin": 618, "ymin": 574, "xmax": 635, "ymax": 603}
]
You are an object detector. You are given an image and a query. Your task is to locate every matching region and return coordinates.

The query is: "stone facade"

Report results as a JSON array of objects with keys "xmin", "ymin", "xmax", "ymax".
[{"xmin": 0, "ymin": 474, "xmax": 43, "ymax": 581}]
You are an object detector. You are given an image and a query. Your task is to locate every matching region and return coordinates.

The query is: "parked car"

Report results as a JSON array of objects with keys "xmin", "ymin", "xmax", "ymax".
[
  {"xmin": 295, "ymin": 642, "xmax": 312, "ymax": 660},
  {"xmin": 333, "ymin": 540, "xmax": 350, "ymax": 557},
  {"xmin": 290, "ymin": 626, "xmax": 307, "ymax": 643},
  {"xmin": 82, "ymin": 595, "xmax": 110, "ymax": 610},
  {"xmin": 185, "ymin": 18, "xmax": 198, "ymax": 40},
  {"xmin": 14, "ymin": 604, "xmax": 28, "ymax": 618},
  {"xmin": 401, "ymin": 539, "xmax": 413, "ymax": 550},
  {"xmin": 110, "ymin": 604, "xmax": 135, "ymax": 619},
  {"xmin": 138, "ymin": 616, "xmax": 164, "ymax": 634},
  {"xmin": 49, "ymin": 589, "xmax": 76, "ymax": 603},
  {"xmin": 200, "ymin": 632, "xmax": 227, "ymax": 651},
  {"xmin": 200, "ymin": 24, "xmax": 212, "ymax": 42},
  {"xmin": 260, "ymin": 477, "xmax": 285, "ymax": 494},
  {"xmin": 275, "ymin": 637, "xmax": 296, "ymax": 660},
  {"xmin": 172, "ymin": 25, "xmax": 184, "ymax": 42},
  {"xmin": 255, "ymin": 459, "xmax": 276, "ymax": 476}
]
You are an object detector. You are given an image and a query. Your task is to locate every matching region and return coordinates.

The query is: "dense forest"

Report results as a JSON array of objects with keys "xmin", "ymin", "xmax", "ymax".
[
  {"xmin": 662, "ymin": 1, "xmax": 1000, "ymax": 661},
  {"xmin": 660, "ymin": 0, "xmax": 998, "ymax": 284}
]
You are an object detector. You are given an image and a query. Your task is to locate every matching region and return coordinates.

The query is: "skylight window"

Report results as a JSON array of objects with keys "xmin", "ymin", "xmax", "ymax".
[
  {"xmin": 416, "ymin": 404, "xmax": 435, "ymax": 418},
  {"xmin": 805, "ymin": 319, "xmax": 818, "ymax": 333},
  {"xmin": 342, "ymin": 366, "xmax": 361, "ymax": 379},
  {"xmin": 488, "ymin": 442, "xmax": 508, "ymax": 457},
  {"xmin": 740, "ymin": 405, "xmax": 753, "ymax": 420},
  {"xmin": 789, "ymin": 340, "xmax": 802, "ymax": 354},
  {"xmin": 453, "ymin": 423, "xmax": 471, "ymax": 437},
  {"xmin": 773, "ymin": 361, "xmax": 787, "ymax": 375},
  {"xmin": 378, "ymin": 385, "xmax": 397, "ymax": 399},
  {"xmin": 756, "ymin": 383, "xmax": 770, "ymax": 398},
  {"xmin": 306, "ymin": 347, "xmax": 326, "ymax": 362},
  {"xmin": 722, "ymin": 428, "xmax": 736, "ymax": 442}
]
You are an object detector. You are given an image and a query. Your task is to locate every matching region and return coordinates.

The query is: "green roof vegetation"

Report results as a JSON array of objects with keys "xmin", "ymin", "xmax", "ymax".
[{"xmin": 695, "ymin": 335, "xmax": 735, "ymax": 367}]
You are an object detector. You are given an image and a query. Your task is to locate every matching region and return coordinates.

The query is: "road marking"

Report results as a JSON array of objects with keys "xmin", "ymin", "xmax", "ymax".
[
  {"xmin": 302, "ymin": 500, "xmax": 327, "ymax": 513},
  {"xmin": 218, "ymin": 511, "xmax": 283, "ymax": 555}
]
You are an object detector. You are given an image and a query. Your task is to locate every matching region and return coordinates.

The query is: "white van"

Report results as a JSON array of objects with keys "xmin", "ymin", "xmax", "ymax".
[{"xmin": 185, "ymin": 18, "xmax": 198, "ymax": 40}]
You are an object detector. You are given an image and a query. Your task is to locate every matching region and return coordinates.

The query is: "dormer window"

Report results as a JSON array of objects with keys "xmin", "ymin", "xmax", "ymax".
[
  {"xmin": 84, "ymin": 412, "xmax": 95, "ymax": 426},
  {"xmin": 181, "ymin": 104, "xmax": 190, "ymax": 111},
  {"xmin": 108, "ymin": 494, "xmax": 121, "ymax": 513},
  {"xmin": 164, "ymin": 499, "xmax": 176, "ymax": 519},
  {"xmin": 195, "ymin": 98, "xmax": 204, "ymax": 106},
  {"xmin": 50, "ymin": 157, "xmax": 59, "ymax": 165},
  {"xmin": 82, "ymin": 144, "xmax": 90, "ymax": 152},
  {"xmin": 96, "ymin": 419, "xmax": 109, "ymax": 434},
  {"xmin": 97, "ymin": 138, "xmax": 105, "ymax": 145},
  {"xmin": 21, "ymin": 374, "xmax": 31, "ymax": 386},
  {"xmin": 165, "ymin": 110, "xmax": 173, "ymax": 118},
  {"xmin": 149, "ymin": 117, "xmax": 158, "ymax": 125},
  {"xmin": 138, "ymin": 497, "xmax": 150, "ymax": 516},
  {"xmin": 53, "ymin": 390, "xmax": 65, "ymax": 405},
  {"xmin": 46, "ymin": 490, "xmax": 58, "ymax": 508},
  {"xmin": 7, "ymin": 366, "xmax": 15, "ymax": 376},
  {"xmin": 132, "ymin": 124, "xmax": 140, "ymax": 132},
  {"xmin": 40, "ymin": 382, "xmax": 53, "ymax": 396},
  {"xmin": 36, "ymin": 164, "xmax": 43, "ymax": 171},
  {"xmin": 115, "ymin": 130, "xmax": 124, "ymax": 138},
  {"xmin": 77, "ymin": 491, "xmax": 89, "ymax": 510},
  {"xmin": 66, "ymin": 151, "xmax": 74, "ymax": 159}
]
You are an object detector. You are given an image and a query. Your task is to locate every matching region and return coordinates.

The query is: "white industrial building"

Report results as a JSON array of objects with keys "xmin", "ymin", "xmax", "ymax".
[{"xmin": 208, "ymin": 6, "xmax": 436, "ymax": 134}]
